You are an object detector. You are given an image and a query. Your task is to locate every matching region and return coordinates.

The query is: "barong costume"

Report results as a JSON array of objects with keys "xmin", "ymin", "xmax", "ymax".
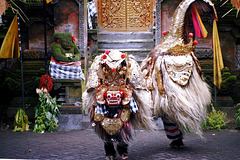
[
  {"xmin": 141, "ymin": 0, "xmax": 218, "ymax": 144},
  {"xmin": 83, "ymin": 50, "xmax": 155, "ymax": 158}
]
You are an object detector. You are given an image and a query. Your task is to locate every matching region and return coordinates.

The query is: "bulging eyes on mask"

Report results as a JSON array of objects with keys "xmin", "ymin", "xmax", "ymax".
[{"xmin": 104, "ymin": 90, "xmax": 124, "ymax": 105}]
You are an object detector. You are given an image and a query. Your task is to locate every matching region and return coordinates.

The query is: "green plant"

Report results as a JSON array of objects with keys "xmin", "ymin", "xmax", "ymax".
[
  {"xmin": 13, "ymin": 108, "xmax": 31, "ymax": 132},
  {"xmin": 202, "ymin": 120, "xmax": 207, "ymax": 128},
  {"xmin": 235, "ymin": 104, "xmax": 240, "ymax": 129},
  {"xmin": 33, "ymin": 74, "xmax": 61, "ymax": 133},
  {"xmin": 33, "ymin": 88, "xmax": 61, "ymax": 133},
  {"xmin": 217, "ymin": 68, "xmax": 238, "ymax": 103},
  {"xmin": 204, "ymin": 105, "xmax": 229, "ymax": 131}
]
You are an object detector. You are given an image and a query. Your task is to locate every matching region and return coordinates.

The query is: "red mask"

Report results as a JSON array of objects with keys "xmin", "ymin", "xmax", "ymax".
[{"xmin": 104, "ymin": 90, "xmax": 124, "ymax": 105}]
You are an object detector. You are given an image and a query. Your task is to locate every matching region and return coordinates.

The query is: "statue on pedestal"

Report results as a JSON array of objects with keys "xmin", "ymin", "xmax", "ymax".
[{"xmin": 51, "ymin": 32, "xmax": 81, "ymax": 62}]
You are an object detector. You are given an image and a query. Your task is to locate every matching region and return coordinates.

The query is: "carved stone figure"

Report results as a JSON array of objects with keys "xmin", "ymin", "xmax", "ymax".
[{"xmin": 51, "ymin": 32, "xmax": 81, "ymax": 62}]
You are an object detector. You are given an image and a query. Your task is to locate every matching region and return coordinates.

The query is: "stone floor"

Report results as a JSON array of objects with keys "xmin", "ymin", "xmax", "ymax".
[{"xmin": 0, "ymin": 128, "xmax": 240, "ymax": 160}]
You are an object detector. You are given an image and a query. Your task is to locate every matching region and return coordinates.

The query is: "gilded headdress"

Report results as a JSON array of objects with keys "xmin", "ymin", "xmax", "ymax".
[{"xmin": 156, "ymin": 0, "xmax": 218, "ymax": 55}]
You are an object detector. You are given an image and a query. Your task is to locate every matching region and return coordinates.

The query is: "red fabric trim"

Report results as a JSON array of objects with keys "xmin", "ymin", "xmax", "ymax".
[
  {"xmin": 192, "ymin": 8, "xmax": 202, "ymax": 38},
  {"xmin": 164, "ymin": 127, "xmax": 179, "ymax": 133},
  {"xmin": 51, "ymin": 56, "xmax": 81, "ymax": 66}
]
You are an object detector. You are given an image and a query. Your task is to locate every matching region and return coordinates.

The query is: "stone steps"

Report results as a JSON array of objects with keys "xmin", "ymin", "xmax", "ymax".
[
  {"xmin": 98, "ymin": 39, "xmax": 153, "ymax": 49},
  {"xmin": 98, "ymin": 31, "xmax": 154, "ymax": 62},
  {"xmin": 98, "ymin": 31, "xmax": 154, "ymax": 40}
]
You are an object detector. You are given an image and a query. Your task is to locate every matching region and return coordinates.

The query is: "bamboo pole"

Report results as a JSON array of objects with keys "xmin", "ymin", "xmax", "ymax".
[
  {"xmin": 84, "ymin": 0, "xmax": 88, "ymax": 82},
  {"xmin": 43, "ymin": 0, "xmax": 48, "ymax": 74},
  {"xmin": 17, "ymin": 13, "xmax": 25, "ymax": 111}
]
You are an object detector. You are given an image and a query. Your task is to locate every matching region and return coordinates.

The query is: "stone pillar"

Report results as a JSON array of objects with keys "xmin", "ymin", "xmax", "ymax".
[
  {"xmin": 155, "ymin": 0, "xmax": 163, "ymax": 46},
  {"xmin": 76, "ymin": 0, "xmax": 85, "ymax": 52}
]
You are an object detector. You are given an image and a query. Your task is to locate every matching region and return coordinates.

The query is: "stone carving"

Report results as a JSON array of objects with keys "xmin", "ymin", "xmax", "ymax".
[
  {"xmin": 195, "ymin": 48, "xmax": 213, "ymax": 59},
  {"xmin": 51, "ymin": 32, "xmax": 81, "ymax": 62}
]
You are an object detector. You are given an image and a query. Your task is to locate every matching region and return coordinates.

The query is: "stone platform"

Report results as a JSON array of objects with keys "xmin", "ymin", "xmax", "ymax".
[
  {"xmin": 57, "ymin": 105, "xmax": 90, "ymax": 131},
  {"xmin": 52, "ymin": 79, "xmax": 87, "ymax": 131},
  {"xmin": 53, "ymin": 79, "xmax": 82, "ymax": 105}
]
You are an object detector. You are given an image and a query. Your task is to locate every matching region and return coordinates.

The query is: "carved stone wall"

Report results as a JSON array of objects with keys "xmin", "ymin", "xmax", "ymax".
[
  {"xmin": 236, "ymin": 45, "xmax": 240, "ymax": 69},
  {"xmin": 53, "ymin": 0, "xmax": 86, "ymax": 53},
  {"xmin": 195, "ymin": 49, "xmax": 213, "ymax": 59},
  {"xmin": 54, "ymin": 0, "xmax": 79, "ymax": 45}
]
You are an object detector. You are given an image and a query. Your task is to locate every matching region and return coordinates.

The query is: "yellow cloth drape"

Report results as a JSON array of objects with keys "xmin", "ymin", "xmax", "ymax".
[
  {"xmin": 46, "ymin": 0, "xmax": 52, "ymax": 4},
  {"xmin": 213, "ymin": 20, "xmax": 224, "ymax": 88},
  {"xmin": 0, "ymin": 15, "xmax": 20, "ymax": 58}
]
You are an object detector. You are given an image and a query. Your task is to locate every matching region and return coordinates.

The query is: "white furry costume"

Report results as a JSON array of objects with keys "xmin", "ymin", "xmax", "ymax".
[
  {"xmin": 83, "ymin": 50, "xmax": 155, "ymax": 143},
  {"xmin": 141, "ymin": 0, "xmax": 217, "ymax": 138}
]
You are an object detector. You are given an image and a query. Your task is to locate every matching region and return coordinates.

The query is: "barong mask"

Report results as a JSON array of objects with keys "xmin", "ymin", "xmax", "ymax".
[
  {"xmin": 104, "ymin": 90, "xmax": 124, "ymax": 106},
  {"xmin": 95, "ymin": 50, "xmax": 133, "ymax": 105}
]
